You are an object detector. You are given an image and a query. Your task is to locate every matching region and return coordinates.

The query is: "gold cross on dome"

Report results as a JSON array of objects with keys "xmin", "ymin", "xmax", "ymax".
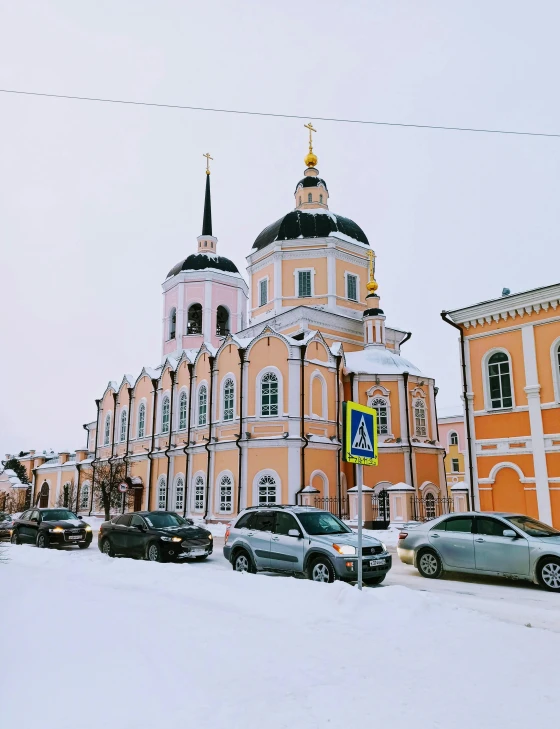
[
  {"xmin": 203, "ymin": 152, "xmax": 213, "ymax": 174},
  {"xmin": 368, "ymin": 249, "xmax": 376, "ymax": 279},
  {"xmin": 304, "ymin": 122, "xmax": 317, "ymax": 151}
]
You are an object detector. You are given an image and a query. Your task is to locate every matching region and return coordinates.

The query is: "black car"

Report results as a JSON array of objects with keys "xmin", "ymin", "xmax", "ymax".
[
  {"xmin": 11, "ymin": 508, "xmax": 93, "ymax": 549},
  {"xmin": 98, "ymin": 511, "xmax": 213, "ymax": 563},
  {"xmin": 0, "ymin": 512, "xmax": 14, "ymax": 541}
]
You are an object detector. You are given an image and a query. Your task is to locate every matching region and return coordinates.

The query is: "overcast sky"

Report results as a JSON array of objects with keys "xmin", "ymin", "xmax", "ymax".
[{"xmin": 1, "ymin": 0, "xmax": 560, "ymax": 457}]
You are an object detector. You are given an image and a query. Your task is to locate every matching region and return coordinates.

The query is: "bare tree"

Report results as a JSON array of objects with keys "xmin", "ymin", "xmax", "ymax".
[
  {"xmin": 93, "ymin": 459, "xmax": 126, "ymax": 521},
  {"xmin": 56, "ymin": 481, "xmax": 78, "ymax": 509}
]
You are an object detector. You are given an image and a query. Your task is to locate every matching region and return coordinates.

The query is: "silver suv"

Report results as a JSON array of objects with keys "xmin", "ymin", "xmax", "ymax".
[{"xmin": 223, "ymin": 506, "xmax": 392, "ymax": 584}]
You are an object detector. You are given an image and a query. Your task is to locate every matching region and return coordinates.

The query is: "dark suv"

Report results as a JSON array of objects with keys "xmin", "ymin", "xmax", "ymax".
[{"xmin": 11, "ymin": 508, "xmax": 93, "ymax": 549}]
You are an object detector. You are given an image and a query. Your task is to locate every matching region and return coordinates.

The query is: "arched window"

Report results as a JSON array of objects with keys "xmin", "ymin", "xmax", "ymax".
[
  {"xmin": 307, "ymin": 192, "xmax": 312, "ymax": 203},
  {"xmin": 216, "ymin": 306, "xmax": 230, "ymax": 337},
  {"xmin": 371, "ymin": 397, "xmax": 389, "ymax": 435},
  {"xmin": 138, "ymin": 403, "xmax": 146, "ymax": 438},
  {"xmin": 487, "ymin": 352, "xmax": 513, "ymax": 409},
  {"xmin": 179, "ymin": 391, "xmax": 188, "ymax": 430},
  {"xmin": 187, "ymin": 303, "xmax": 202, "ymax": 335},
  {"xmin": 554, "ymin": 340, "xmax": 560, "ymax": 402},
  {"xmin": 169, "ymin": 307, "xmax": 176, "ymax": 340},
  {"xmin": 120, "ymin": 409, "xmax": 127, "ymax": 442},
  {"xmin": 104, "ymin": 414, "xmax": 111, "ymax": 446},
  {"xmin": 175, "ymin": 477, "xmax": 184, "ymax": 512},
  {"xmin": 219, "ymin": 474, "xmax": 233, "ymax": 513},
  {"xmin": 79, "ymin": 482, "xmax": 89, "ymax": 510},
  {"xmin": 258, "ymin": 474, "xmax": 277, "ymax": 505},
  {"xmin": 261, "ymin": 371, "xmax": 279, "ymax": 417},
  {"xmin": 194, "ymin": 475, "xmax": 205, "ymax": 511},
  {"xmin": 310, "ymin": 373, "xmax": 326, "ymax": 419},
  {"xmin": 223, "ymin": 377, "xmax": 235, "ymax": 421},
  {"xmin": 413, "ymin": 399, "xmax": 427, "ymax": 437},
  {"xmin": 319, "ymin": 193, "xmax": 323, "ymax": 204},
  {"xmin": 425, "ymin": 492, "xmax": 436, "ymax": 520},
  {"xmin": 449, "ymin": 431, "xmax": 458, "ymax": 446},
  {"xmin": 157, "ymin": 477, "xmax": 166, "ymax": 510},
  {"xmin": 161, "ymin": 396, "xmax": 170, "ymax": 433},
  {"xmin": 198, "ymin": 385, "xmax": 207, "ymax": 425}
]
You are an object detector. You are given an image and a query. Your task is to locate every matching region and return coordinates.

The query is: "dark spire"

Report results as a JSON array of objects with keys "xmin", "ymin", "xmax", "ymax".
[{"xmin": 202, "ymin": 173, "xmax": 212, "ymax": 236}]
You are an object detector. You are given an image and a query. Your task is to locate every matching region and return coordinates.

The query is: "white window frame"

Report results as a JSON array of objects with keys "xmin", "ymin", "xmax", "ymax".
[
  {"xmin": 178, "ymin": 390, "xmax": 188, "ymax": 430},
  {"xmin": 551, "ymin": 337, "xmax": 560, "ymax": 403},
  {"xmin": 169, "ymin": 307, "xmax": 177, "ymax": 340},
  {"xmin": 217, "ymin": 471, "xmax": 234, "ymax": 513},
  {"xmin": 186, "ymin": 302, "xmax": 203, "ymax": 336},
  {"xmin": 161, "ymin": 394, "xmax": 170, "ymax": 434},
  {"xmin": 309, "ymin": 370, "xmax": 327, "ymax": 420},
  {"xmin": 253, "ymin": 469, "xmax": 280, "ymax": 507},
  {"xmin": 120, "ymin": 408, "xmax": 128, "ymax": 442},
  {"xmin": 157, "ymin": 477, "xmax": 167, "ymax": 510},
  {"xmin": 79, "ymin": 481, "xmax": 90, "ymax": 510},
  {"xmin": 137, "ymin": 401, "xmax": 146, "ymax": 439},
  {"xmin": 366, "ymin": 385, "xmax": 392, "ymax": 439},
  {"xmin": 370, "ymin": 396, "xmax": 390, "ymax": 436},
  {"xmin": 451, "ymin": 458, "xmax": 460, "ymax": 473},
  {"xmin": 482, "ymin": 348, "xmax": 515, "ymax": 411},
  {"xmin": 293, "ymin": 267, "xmax": 315, "ymax": 298},
  {"xmin": 307, "ymin": 192, "xmax": 312, "ymax": 203},
  {"xmin": 193, "ymin": 472, "xmax": 205, "ymax": 512},
  {"xmin": 345, "ymin": 271, "xmax": 359, "ymax": 302},
  {"xmin": 222, "ymin": 374, "xmax": 235, "ymax": 422},
  {"xmin": 174, "ymin": 475, "xmax": 185, "ymax": 513},
  {"xmin": 197, "ymin": 382, "xmax": 208, "ymax": 426},
  {"xmin": 258, "ymin": 276, "xmax": 269, "ymax": 307},
  {"xmin": 258, "ymin": 367, "xmax": 283, "ymax": 418},
  {"xmin": 103, "ymin": 413, "xmax": 112, "ymax": 446},
  {"xmin": 449, "ymin": 431, "xmax": 459, "ymax": 446},
  {"xmin": 413, "ymin": 398, "xmax": 427, "ymax": 437}
]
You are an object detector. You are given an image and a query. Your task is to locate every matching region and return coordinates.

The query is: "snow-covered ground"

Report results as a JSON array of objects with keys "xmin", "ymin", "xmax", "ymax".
[{"xmin": 1, "ymin": 543, "xmax": 558, "ymax": 729}]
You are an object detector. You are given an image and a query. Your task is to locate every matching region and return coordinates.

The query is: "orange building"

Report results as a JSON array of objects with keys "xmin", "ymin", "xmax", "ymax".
[
  {"xmin": 438, "ymin": 414, "xmax": 466, "ymax": 491},
  {"xmin": 443, "ymin": 285, "xmax": 560, "ymax": 528}
]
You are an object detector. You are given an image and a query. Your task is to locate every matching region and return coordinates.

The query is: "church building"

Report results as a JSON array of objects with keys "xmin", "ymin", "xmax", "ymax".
[{"xmin": 23, "ymin": 129, "xmax": 447, "ymax": 523}]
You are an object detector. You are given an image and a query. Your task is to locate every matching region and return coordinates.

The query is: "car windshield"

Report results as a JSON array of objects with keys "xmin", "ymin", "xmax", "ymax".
[
  {"xmin": 296, "ymin": 512, "xmax": 351, "ymax": 535},
  {"xmin": 506, "ymin": 516, "xmax": 560, "ymax": 537},
  {"xmin": 41, "ymin": 509, "xmax": 78, "ymax": 521},
  {"xmin": 144, "ymin": 513, "xmax": 188, "ymax": 529}
]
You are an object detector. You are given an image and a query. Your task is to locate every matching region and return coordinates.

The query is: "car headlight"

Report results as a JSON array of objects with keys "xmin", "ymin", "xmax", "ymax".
[
  {"xmin": 49, "ymin": 527, "xmax": 64, "ymax": 533},
  {"xmin": 208, "ymin": 534, "xmax": 213, "ymax": 540},
  {"xmin": 332, "ymin": 543, "xmax": 356, "ymax": 556},
  {"xmin": 161, "ymin": 536, "xmax": 182, "ymax": 543},
  {"xmin": 85, "ymin": 525, "xmax": 92, "ymax": 532},
  {"xmin": 381, "ymin": 542, "xmax": 387, "ymax": 552}
]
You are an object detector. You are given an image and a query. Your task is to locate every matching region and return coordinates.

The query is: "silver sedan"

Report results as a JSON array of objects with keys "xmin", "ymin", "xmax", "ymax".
[{"xmin": 397, "ymin": 512, "xmax": 560, "ymax": 592}]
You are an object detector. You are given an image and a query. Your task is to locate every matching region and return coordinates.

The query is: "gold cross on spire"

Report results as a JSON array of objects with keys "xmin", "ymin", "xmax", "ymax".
[
  {"xmin": 203, "ymin": 152, "xmax": 213, "ymax": 175},
  {"xmin": 304, "ymin": 122, "xmax": 318, "ymax": 168},
  {"xmin": 366, "ymin": 249, "xmax": 379, "ymax": 294},
  {"xmin": 304, "ymin": 122, "xmax": 317, "ymax": 152}
]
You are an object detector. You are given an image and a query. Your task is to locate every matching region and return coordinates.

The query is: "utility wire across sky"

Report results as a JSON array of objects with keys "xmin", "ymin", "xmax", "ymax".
[{"xmin": 1, "ymin": 87, "xmax": 559, "ymax": 140}]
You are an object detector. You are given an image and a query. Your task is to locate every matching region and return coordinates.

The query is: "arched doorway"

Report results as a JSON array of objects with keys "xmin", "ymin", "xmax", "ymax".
[{"xmin": 39, "ymin": 482, "xmax": 49, "ymax": 508}]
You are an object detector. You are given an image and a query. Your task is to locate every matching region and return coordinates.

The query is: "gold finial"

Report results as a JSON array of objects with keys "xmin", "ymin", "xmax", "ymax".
[
  {"xmin": 203, "ymin": 152, "xmax": 213, "ymax": 175},
  {"xmin": 366, "ymin": 249, "xmax": 379, "ymax": 293},
  {"xmin": 304, "ymin": 122, "xmax": 318, "ymax": 168}
]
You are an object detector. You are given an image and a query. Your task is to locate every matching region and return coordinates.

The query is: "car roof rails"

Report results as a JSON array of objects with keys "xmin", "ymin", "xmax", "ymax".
[{"xmin": 244, "ymin": 504, "xmax": 319, "ymax": 511}]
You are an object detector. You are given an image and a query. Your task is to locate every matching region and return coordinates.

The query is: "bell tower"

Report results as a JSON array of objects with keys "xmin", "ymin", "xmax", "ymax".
[{"xmin": 363, "ymin": 250, "xmax": 386, "ymax": 347}]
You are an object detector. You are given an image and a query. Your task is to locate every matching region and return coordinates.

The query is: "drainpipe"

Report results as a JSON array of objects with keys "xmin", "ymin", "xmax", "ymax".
[
  {"xmin": 182, "ymin": 363, "xmax": 194, "ymax": 517},
  {"xmin": 106, "ymin": 392, "xmax": 118, "ymax": 518},
  {"xmin": 146, "ymin": 379, "xmax": 159, "ymax": 511},
  {"xmin": 335, "ymin": 354, "xmax": 342, "ymax": 518},
  {"xmin": 75, "ymin": 423, "xmax": 89, "ymax": 513},
  {"xmin": 203, "ymin": 356, "xmax": 215, "ymax": 520},
  {"xmin": 89, "ymin": 399, "xmax": 101, "ymax": 516},
  {"xmin": 349, "ymin": 372, "xmax": 356, "ymax": 487},
  {"xmin": 441, "ymin": 312, "xmax": 475, "ymax": 510},
  {"xmin": 433, "ymin": 386, "xmax": 449, "ymax": 498},
  {"xmin": 402, "ymin": 371, "xmax": 415, "ymax": 491},
  {"xmin": 294, "ymin": 344, "xmax": 309, "ymax": 504},
  {"xmin": 399, "ymin": 331, "xmax": 412, "ymax": 350},
  {"xmin": 235, "ymin": 349, "xmax": 246, "ymax": 513},
  {"xmin": 164, "ymin": 370, "xmax": 176, "ymax": 510},
  {"xmin": 122, "ymin": 386, "xmax": 133, "ymax": 513}
]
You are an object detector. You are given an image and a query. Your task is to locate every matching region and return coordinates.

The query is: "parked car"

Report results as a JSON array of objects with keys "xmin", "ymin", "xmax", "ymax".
[
  {"xmin": 223, "ymin": 505, "xmax": 391, "ymax": 584},
  {"xmin": 0, "ymin": 512, "xmax": 14, "ymax": 540},
  {"xmin": 397, "ymin": 511, "xmax": 560, "ymax": 592},
  {"xmin": 98, "ymin": 511, "xmax": 213, "ymax": 563},
  {"xmin": 10, "ymin": 508, "xmax": 93, "ymax": 549}
]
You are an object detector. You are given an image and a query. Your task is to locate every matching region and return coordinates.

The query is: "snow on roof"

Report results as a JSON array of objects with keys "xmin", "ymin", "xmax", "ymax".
[
  {"xmin": 293, "ymin": 207, "xmax": 337, "ymax": 220},
  {"xmin": 144, "ymin": 367, "xmax": 161, "ymax": 380},
  {"xmin": 124, "ymin": 374, "xmax": 136, "ymax": 387},
  {"xmin": 230, "ymin": 335, "xmax": 254, "ymax": 348},
  {"xmin": 329, "ymin": 231, "xmax": 369, "ymax": 247},
  {"xmin": 344, "ymin": 347, "xmax": 423, "ymax": 376}
]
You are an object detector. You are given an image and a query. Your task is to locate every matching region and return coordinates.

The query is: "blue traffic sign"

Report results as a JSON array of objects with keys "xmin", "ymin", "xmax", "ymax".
[{"xmin": 343, "ymin": 401, "xmax": 378, "ymax": 466}]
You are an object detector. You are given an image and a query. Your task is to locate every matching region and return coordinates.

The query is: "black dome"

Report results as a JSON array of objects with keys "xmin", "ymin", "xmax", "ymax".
[
  {"xmin": 167, "ymin": 253, "xmax": 240, "ymax": 279},
  {"xmin": 252, "ymin": 209, "xmax": 369, "ymax": 251}
]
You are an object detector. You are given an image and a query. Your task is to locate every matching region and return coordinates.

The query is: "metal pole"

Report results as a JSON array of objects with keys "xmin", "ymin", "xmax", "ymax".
[{"xmin": 357, "ymin": 463, "xmax": 363, "ymax": 591}]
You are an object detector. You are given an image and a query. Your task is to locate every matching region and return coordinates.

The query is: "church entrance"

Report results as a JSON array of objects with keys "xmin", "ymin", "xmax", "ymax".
[
  {"xmin": 39, "ymin": 482, "xmax": 49, "ymax": 508},
  {"xmin": 133, "ymin": 487, "xmax": 143, "ymax": 512}
]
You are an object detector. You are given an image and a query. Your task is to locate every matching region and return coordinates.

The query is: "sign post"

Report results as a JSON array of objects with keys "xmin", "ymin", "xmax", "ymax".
[{"xmin": 342, "ymin": 401, "xmax": 378, "ymax": 591}]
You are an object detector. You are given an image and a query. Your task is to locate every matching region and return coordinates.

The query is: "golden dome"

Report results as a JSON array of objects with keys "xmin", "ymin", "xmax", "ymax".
[
  {"xmin": 366, "ymin": 278, "xmax": 379, "ymax": 293},
  {"xmin": 304, "ymin": 151, "xmax": 318, "ymax": 168}
]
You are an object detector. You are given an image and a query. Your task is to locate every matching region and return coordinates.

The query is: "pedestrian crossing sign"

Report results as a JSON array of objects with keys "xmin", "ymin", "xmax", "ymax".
[{"xmin": 343, "ymin": 401, "xmax": 378, "ymax": 466}]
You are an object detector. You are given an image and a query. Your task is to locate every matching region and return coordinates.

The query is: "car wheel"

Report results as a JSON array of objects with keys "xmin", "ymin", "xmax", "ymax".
[
  {"xmin": 36, "ymin": 532, "xmax": 49, "ymax": 549},
  {"xmin": 232, "ymin": 549, "xmax": 255, "ymax": 574},
  {"xmin": 100, "ymin": 538, "xmax": 115, "ymax": 557},
  {"xmin": 364, "ymin": 575, "xmax": 386, "ymax": 586},
  {"xmin": 538, "ymin": 557, "xmax": 560, "ymax": 592},
  {"xmin": 309, "ymin": 557, "xmax": 335, "ymax": 583},
  {"xmin": 10, "ymin": 530, "xmax": 20, "ymax": 545},
  {"xmin": 417, "ymin": 548, "xmax": 442, "ymax": 579},
  {"xmin": 78, "ymin": 542, "xmax": 90, "ymax": 549},
  {"xmin": 147, "ymin": 542, "xmax": 164, "ymax": 563}
]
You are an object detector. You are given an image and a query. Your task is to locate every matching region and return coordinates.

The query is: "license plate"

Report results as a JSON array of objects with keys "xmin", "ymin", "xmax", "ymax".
[
  {"xmin": 369, "ymin": 559, "xmax": 385, "ymax": 567},
  {"xmin": 68, "ymin": 535, "xmax": 81, "ymax": 540},
  {"xmin": 188, "ymin": 548, "xmax": 206, "ymax": 557}
]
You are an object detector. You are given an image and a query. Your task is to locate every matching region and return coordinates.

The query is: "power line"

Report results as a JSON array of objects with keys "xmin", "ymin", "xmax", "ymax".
[{"xmin": 1, "ymin": 87, "xmax": 559, "ymax": 139}]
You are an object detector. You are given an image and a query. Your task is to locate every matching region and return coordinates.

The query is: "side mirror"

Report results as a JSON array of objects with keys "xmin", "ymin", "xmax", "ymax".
[
  {"xmin": 503, "ymin": 529, "xmax": 517, "ymax": 538},
  {"xmin": 187, "ymin": 519, "xmax": 194, "ymax": 526},
  {"xmin": 287, "ymin": 529, "xmax": 301, "ymax": 538},
  {"xmin": 137, "ymin": 524, "xmax": 147, "ymax": 532},
  {"xmin": 30, "ymin": 518, "xmax": 38, "ymax": 523}
]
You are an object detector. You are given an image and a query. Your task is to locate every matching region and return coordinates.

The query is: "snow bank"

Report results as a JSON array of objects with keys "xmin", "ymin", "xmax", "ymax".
[{"xmin": 1, "ymin": 546, "xmax": 557, "ymax": 729}]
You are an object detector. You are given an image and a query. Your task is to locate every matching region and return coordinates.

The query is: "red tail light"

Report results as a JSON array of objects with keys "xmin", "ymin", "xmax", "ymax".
[
  {"xmin": 224, "ymin": 527, "xmax": 230, "ymax": 545},
  {"xmin": 398, "ymin": 532, "xmax": 408, "ymax": 540}
]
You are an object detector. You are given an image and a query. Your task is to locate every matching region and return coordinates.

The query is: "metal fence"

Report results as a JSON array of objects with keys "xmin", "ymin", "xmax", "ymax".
[
  {"xmin": 410, "ymin": 496, "xmax": 453, "ymax": 522},
  {"xmin": 311, "ymin": 496, "xmax": 350, "ymax": 520},
  {"xmin": 370, "ymin": 491, "xmax": 390, "ymax": 527}
]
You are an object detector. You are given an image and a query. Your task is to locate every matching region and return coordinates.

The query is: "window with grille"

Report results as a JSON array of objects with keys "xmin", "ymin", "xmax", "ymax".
[
  {"xmin": 194, "ymin": 475, "xmax": 205, "ymax": 511},
  {"xmin": 175, "ymin": 477, "xmax": 184, "ymax": 512},
  {"xmin": 169, "ymin": 308, "xmax": 176, "ymax": 340},
  {"xmin": 487, "ymin": 352, "xmax": 513, "ymax": 409},
  {"xmin": 198, "ymin": 386, "xmax": 207, "ymax": 425},
  {"xmin": 347, "ymin": 274, "xmax": 358, "ymax": 302},
  {"xmin": 425, "ymin": 493, "xmax": 436, "ymax": 519},
  {"xmin": 219, "ymin": 474, "xmax": 233, "ymax": 512},
  {"xmin": 120, "ymin": 410, "xmax": 127, "ymax": 442},
  {"xmin": 307, "ymin": 193, "xmax": 312, "ymax": 203},
  {"xmin": 187, "ymin": 303, "xmax": 202, "ymax": 335},
  {"xmin": 258, "ymin": 474, "xmax": 277, "ymax": 505},
  {"xmin": 138, "ymin": 403, "xmax": 146, "ymax": 438},
  {"xmin": 450, "ymin": 431, "xmax": 458, "ymax": 446},
  {"xmin": 319, "ymin": 194, "xmax": 323, "ymax": 204},
  {"xmin": 261, "ymin": 372, "xmax": 279, "ymax": 416},
  {"xmin": 104, "ymin": 414, "xmax": 111, "ymax": 446},
  {"xmin": 79, "ymin": 483, "xmax": 89, "ymax": 510},
  {"xmin": 157, "ymin": 478, "xmax": 166, "ymax": 510},
  {"xmin": 298, "ymin": 270, "xmax": 312, "ymax": 298},
  {"xmin": 259, "ymin": 279, "xmax": 268, "ymax": 307},
  {"xmin": 452, "ymin": 458, "xmax": 460, "ymax": 473},
  {"xmin": 161, "ymin": 396, "xmax": 170, "ymax": 433},
  {"xmin": 216, "ymin": 305, "xmax": 230, "ymax": 337},
  {"xmin": 179, "ymin": 392, "xmax": 187, "ymax": 430},
  {"xmin": 223, "ymin": 378, "xmax": 234, "ymax": 421},
  {"xmin": 413, "ymin": 399, "xmax": 427, "ymax": 437},
  {"xmin": 371, "ymin": 397, "xmax": 389, "ymax": 434}
]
